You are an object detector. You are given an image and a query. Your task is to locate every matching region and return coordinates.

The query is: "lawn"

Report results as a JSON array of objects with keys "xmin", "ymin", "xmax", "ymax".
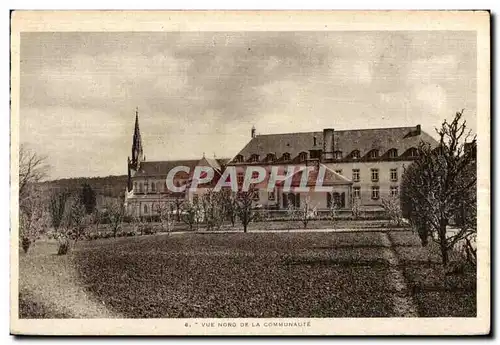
[{"xmin": 18, "ymin": 230, "xmax": 476, "ymax": 318}]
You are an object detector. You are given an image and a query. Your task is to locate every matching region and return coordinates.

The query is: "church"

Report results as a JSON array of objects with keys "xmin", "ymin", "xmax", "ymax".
[{"xmin": 124, "ymin": 109, "xmax": 438, "ymax": 217}]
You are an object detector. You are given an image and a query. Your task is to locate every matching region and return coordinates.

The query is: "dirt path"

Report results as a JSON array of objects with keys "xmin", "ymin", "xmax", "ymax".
[{"xmin": 18, "ymin": 241, "xmax": 121, "ymax": 319}]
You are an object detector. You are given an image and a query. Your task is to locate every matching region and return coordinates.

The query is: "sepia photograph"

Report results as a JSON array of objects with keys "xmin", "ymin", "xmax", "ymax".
[{"xmin": 10, "ymin": 11, "xmax": 490, "ymax": 335}]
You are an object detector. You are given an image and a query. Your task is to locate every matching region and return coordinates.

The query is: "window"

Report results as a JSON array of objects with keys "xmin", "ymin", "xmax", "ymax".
[
  {"xmin": 234, "ymin": 155, "xmax": 244, "ymax": 163},
  {"xmin": 371, "ymin": 168, "xmax": 379, "ymax": 182},
  {"xmin": 139, "ymin": 182, "xmax": 143, "ymax": 193},
  {"xmin": 237, "ymin": 173, "xmax": 244, "ymax": 187},
  {"xmin": 334, "ymin": 151, "xmax": 343, "ymax": 160},
  {"xmin": 351, "ymin": 150, "xmax": 360, "ymax": 159},
  {"xmin": 371, "ymin": 186, "xmax": 380, "ymax": 200},
  {"xmin": 408, "ymin": 148, "xmax": 419, "ymax": 157},
  {"xmin": 133, "ymin": 181, "xmax": 137, "ymax": 191},
  {"xmin": 151, "ymin": 182, "xmax": 156, "ymax": 192},
  {"xmin": 266, "ymin": 153, "xmax": 276, "ymax": 162},
  {"xmin": 143, "ymin": 204, "xmax": 148, "ymax": 214},
  {"xmin": 157, "ymin": 181, "xmax": 162, "ymax": 192},
  {"xmin": 299, "ymin": 152, "xmax": 308, "ymax": 162},
  {"xmin": 390, "ymin": 168, "xmax": 398, "ymax": 182},
  {"xmin": 353, "ymin": 186, "xmax": 361, "ymax": 198},
  {"xmin": 253, "ymin": 189, "xmax": 260, "ymax": 201},
  {"xmin": 352, "ymin": 169, "xmax": 360, "ymax": 182},
  {"xmin": 250, "ymin": 154, "xmax": 260, "ymax": 162},
  {"xmin": 282, "ymin": 152, "xmax": 291, "ymax": 161},
  {"xmin": 144, "ymin": 181, "xmax": 149, "ymax": 193},
  {"xmin": 388, "ymin": 148, "xmax": 398, "ymax": 158},
  {"xmin": 268, "ymin": 190, "xmax": 275, "ymax": 201},
  {"xmin": 313, "ymin": 136, "xmax": 317, "ymax": 146},
  {"xmin": 391, "ymin": 186, "xmax": 399, "ymax": 197},
  {"xmin": 369, "ymin": 150, "xmax": 379, "ymax": 159},
  {"xmin": 335, "ymin": 169, "xmax": 342, "ymax": 175},
  {"xmin": 309, "ymin": 149, "xmax": 321, "ymax": 159}
]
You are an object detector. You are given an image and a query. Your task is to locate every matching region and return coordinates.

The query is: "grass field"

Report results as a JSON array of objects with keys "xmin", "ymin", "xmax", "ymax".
[{"xmin": 18, "ymin": 230, "xmax": 476, "ymax": 318}]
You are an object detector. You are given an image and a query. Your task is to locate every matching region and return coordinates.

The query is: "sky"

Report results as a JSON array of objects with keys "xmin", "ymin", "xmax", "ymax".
[{"xmin": 19, "ymin": 31, "xmax": 477, "ymax": 179}]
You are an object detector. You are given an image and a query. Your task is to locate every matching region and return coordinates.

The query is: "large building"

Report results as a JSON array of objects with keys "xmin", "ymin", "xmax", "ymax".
[
  {"xmin": 228, "ymin": 125, "xmax": 438, "ymax": 211},
  {"xmin": 124, "ymin": 109, "xmax": 438, "ymax": 216}
]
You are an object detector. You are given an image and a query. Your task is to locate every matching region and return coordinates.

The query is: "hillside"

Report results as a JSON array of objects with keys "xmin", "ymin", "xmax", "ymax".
[{"xmin": 40, "ymin": 175, "xmax": 128, "ymax": 200}]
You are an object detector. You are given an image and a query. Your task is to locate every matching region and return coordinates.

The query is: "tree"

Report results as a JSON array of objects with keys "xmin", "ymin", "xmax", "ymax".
[
  {"xmin": 181, "ymin": 199, "xmax": 203, "ymax": 231},
  {"xmin": 381, "ymin": 195, "xmax": 404, "ymax": 227},
  {"xmin": 19, "ymin": 145, "xmax": 49, "ymax": 199},
  {"xmin": 49, "ymin": 189, "xmax": 71, "ymax": 252},
  {"xmin": 351, "ymin": 197, "xmax": 362, "ymax": 220},
  {"xmin": 173, "ymin": 195, "xmax": 184, "ymax": 222},
  {"xmin": 328, "ymin": 197, "xmax": 340, "ymax": 229},
  {"xmin": 235, "ymin": 186, "xmax": 259, "ymax": 233},
  {"xmin": 200, "ymin": 189, "xmax": 226, "ymax": 231},
  {"xmin": 19, "ymin": 186, "xmax": 49, "ymax": 253},
  {"xmin": 106, "ymin": 199, "xmax": 125, "ymax": 238},
  {"xmin": 288, "ymin": 196, "xmax": 316, "ymax": 229},
  {"xmin": 221, "ymin": 189, "xmax": 238, "ymax": 227},
  {"xmin": 64, "ymin": 195, "xmax": 87, "ymax": 243},
  {"xmin": 156, "ymin": 201, "xmax": 176, "ymax": 235},
  {"xmin": 400, "ymin": 110, "xmax": 477, "ymax": 266},
  {"xmin": 79, "ymin": 183, "xmax": 96, "ymax": 215}
]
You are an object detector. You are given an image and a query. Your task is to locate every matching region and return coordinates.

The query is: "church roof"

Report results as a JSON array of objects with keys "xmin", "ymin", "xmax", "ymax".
[
  {"xmin": 134, "ymin": 158, "xmax": 230, "ymax": 177},
  {"xmin": 230, "ymin": 126, "xmax": 438, "ymax": 163}
]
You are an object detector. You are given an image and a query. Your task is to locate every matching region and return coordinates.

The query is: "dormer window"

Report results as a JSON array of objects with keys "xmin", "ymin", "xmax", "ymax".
[
  {"xmin": 266, "ymin": 153, "xmax": 276, "ymax": 162},
  {"xmin": 250, "ymin": 154, "xmax": 260, "ymax": 163},
  {"xmin": 282, "ymin": 152, "xmax": 291, "ymax": 161},
  {"xmin": 334, "ymin": 151, "xmax": 343, "ymax": 160},
  {"xmin": 388, "ymin": 148, "xmax": 398, "ymax": 158},
  {"xmin": 234, "ymin": 154, "xmax": 244, "ymax": 163},
  {"xmin": 408, "ymin": 147, "xmax": 419, "ymax": 158},
  {"xmin": 369, "ymin": 149, "xmax": 379, "ymax": 159},
  {"xmin": 351, "ymin": 150, "xmax": 360, "ymax": 160},
  {"xmin": 299, "ymin": 151, "xmax": 308, "ymax": 162}
]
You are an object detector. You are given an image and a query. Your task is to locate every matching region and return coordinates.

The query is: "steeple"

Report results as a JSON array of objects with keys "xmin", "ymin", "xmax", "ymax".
[{"xmin": 131, "ymin": 107, "xmax": 144, "ymax": 170}]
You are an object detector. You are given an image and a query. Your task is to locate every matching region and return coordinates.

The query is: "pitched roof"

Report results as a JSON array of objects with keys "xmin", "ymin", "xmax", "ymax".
[
  {"xmin": 231, "ymin": 126, "xmax": 438, "ymax": 163},
  {"xmin": 134, "ymin": 160, "xmax": 199, "ymax": 177},
  {"xmin": 134, "ymin": 158, "xmax": 230, "ymax": 178}
]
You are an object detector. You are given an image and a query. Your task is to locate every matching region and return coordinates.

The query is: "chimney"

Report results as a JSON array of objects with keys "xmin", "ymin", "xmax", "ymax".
[
  {"xmin": 416, "ymin": 124, "xmax": 421, "ymax": 135},
  {"xmin": 251, "ymin": 125, "xmax": 256, "ymax": 138},
  {"xmin": 323, "ymin": 128, "xmax": 334, "ymax": 160}
]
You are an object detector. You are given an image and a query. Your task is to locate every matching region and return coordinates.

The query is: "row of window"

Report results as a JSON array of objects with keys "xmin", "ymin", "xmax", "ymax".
[
  {"xmin": 335, "ymin": 168, "xmax": 398, "ymax": 182},
  {"xmin": 234, "ymin": 148, "xmax": 419, "ymax": 163},
  {"xmin": 133, "ymin": 180, "xmax": 183, "ymax": 194},
  {"xmin": 249, "ymin": 186, "xmax": 398, "ymax": 202},
  {"xmin": 353, "ymin": 186, "xmax": 399, "ymax": 200}
]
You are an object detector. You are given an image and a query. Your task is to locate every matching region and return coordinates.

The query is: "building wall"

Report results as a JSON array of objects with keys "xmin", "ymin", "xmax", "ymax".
[{"xmin": 324, "ymin": 160, "xmax": 410, "ymax": 207}]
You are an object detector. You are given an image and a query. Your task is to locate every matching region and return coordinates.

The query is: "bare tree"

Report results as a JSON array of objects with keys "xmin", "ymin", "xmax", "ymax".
[
  {"xmin": 235, "ymin": 186, "xmax": 259, "ymax": 233},
  {"xmin": 351, "ymin": 197, "xmax": 362, "ymax": 220},
  {"xmin": 381, "ymin": 195, "xmax": 404, "ymax": 227},
  {"xmin": 106, "ymin": 199, "xmax": 125, "ymax": 238},
  {"xmin": 19, "ymin": 145, "xmax": 49, "ymax": 198},
  {"xmin": 400, "ymin": 110, "xmax": 477, "ymax": 266},
  {"xmin": 156, "ymin": 201, "xmax": 176, "ymax": 235},
  {"xmin": 288, "ymin": 196, "xmax": 316, "ymax": 229},
  {"xmin": 19, "ymin": 186, "xmax": 50, "ymax": 253},
  {"xmin": 328, "ymin": 198, "xmax": 340, "ymax": 229}
]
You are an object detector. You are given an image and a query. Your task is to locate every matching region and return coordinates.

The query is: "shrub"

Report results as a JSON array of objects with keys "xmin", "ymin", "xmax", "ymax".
[{"xmin": 57, "ymin": 238, "xmax": 70, "ymax": 255}]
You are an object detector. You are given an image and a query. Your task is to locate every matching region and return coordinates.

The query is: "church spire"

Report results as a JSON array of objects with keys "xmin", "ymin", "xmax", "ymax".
[{"xmin": 131, "ymin": 107, "xmax": 144, "ymax": 169}]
